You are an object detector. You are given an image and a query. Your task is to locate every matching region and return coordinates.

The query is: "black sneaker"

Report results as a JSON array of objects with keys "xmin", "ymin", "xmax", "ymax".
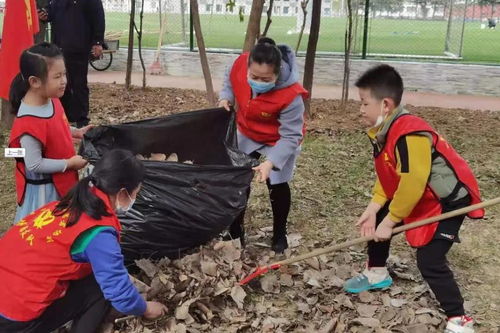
[{"xmin": 271, "ymin": 235, "xmax": 288, "ymax": 253}]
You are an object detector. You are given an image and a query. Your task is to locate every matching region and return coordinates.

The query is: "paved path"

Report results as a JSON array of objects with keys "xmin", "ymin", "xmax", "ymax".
[{"xmin": 88, "ymin": 71, "xmax": 500, "ymax": 112}]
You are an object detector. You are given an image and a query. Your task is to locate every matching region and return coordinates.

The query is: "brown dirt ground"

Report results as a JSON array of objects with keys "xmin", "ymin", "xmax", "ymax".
[{"xmin": 0, "ymin": 83, "xmax": 499, "ymax": 330}]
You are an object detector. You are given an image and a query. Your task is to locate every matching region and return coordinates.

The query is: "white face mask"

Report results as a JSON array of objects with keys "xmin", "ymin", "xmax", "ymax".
[
  {"xmin": 116, "ymin": 189, "xmax": 135, "ymax": 215},
  {"xmin": 371, "ymin": 101, "xmax": 386, "ymax": 129}
]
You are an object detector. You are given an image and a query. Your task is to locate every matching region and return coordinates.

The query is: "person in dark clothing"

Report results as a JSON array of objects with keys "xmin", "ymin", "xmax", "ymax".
[
  {"xmin": 35, "ymin": 0, "xmax": 50, "ymax": 43},
  {"xmin": 39, "ymin": 0, "xmax": 105, "ymax": 127},
  {"xmin": 487, "ymin": 18, "xmax": 496, "ymax": 29}
]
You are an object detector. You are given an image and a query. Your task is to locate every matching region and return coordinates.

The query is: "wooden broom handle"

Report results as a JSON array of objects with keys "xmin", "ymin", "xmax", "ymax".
[{"xmin": 274, "ymin": 197, "xmax": 500, "ymax": 267}]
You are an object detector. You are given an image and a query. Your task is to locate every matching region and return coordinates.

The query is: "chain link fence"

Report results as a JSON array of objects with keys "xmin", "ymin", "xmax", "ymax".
[{"xmin": 0, "ymin": 0, "xmax": 499, "ymax": 62}]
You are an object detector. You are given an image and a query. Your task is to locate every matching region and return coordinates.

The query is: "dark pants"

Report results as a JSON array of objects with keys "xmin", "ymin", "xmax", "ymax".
[
  {"xmin": 229, "ymin": 152, "xmax": 291, "ymax": 240},
  {"xmin": 0, "ymin": 275, "xmax": 110, "ymax": 333},
  {"xmin": 368, "ymin": 197, "xmax": 469, "ymax": 317},
  {"xmin": 61, "ymin": 51, "xmax": 90, "ymax": 127}
]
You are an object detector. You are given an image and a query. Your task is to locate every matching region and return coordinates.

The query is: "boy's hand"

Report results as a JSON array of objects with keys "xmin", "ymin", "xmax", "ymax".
[
  {"xmin": 373, "ymin": 216, "xmax": 397, "ymax": 242},
  {"xmin": 356, "ymin": 210, "xmax": 376, "ymax": 237},
  {"xmin": 355, "ymin": 202, "xmax": 382, "ymax": 237},
  {"xmin": 253, "ymin": 160, "xmax": 274, "ymax": 182}
]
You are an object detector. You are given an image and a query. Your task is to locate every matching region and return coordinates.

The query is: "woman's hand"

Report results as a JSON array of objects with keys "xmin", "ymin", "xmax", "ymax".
[
  {"xmin": 218, "ymin": 99, "xmax": 232, "ymax": 111},
  {"xmin": 253, "ymin": 160, "xmax": 274, "ymax": 182}
]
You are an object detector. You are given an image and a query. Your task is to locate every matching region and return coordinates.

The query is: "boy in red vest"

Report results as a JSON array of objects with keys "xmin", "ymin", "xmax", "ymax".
[{"xmin": 343, "ymin": 65, "xmax": 483, "ymax": 333}]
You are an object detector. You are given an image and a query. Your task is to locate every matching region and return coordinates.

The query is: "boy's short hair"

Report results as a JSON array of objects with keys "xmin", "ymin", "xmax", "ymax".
[{"xmin": 355, "ymin": 64, "xmax": 404, "ymax": 106}]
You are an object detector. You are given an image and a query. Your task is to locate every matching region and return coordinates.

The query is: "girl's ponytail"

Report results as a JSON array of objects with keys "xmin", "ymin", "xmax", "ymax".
[
  {"xmin": 9, "ymin": 73, "xmax": 30, "ymax": 115},
  {"xmin": 54, "ymin": 176, "xmax": 110, "ymax": 227}
]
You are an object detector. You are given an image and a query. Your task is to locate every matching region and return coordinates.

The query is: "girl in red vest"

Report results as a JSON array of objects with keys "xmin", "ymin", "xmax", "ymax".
[
  {"xmin": 8, "ymin": 42, "xmax": 91, "ymax": 224},
  {"xmin": 343, "ymin": 65, "xmax": 483, "ymax": 333},
  {"xmin": 218, "ymin": 37, "xmax": 308, "ymax": 253},
  {"xmin": 0, "ymin": 149, "xmax": 167, "ymax": 333}
]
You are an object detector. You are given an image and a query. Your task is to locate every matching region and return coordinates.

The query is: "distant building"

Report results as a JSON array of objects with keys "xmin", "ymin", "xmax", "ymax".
[{"xmin": 101, "ymin": 0, "xmax": 334, "ymax": 17}]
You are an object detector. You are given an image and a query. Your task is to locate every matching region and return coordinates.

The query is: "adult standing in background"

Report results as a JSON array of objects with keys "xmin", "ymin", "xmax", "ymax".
[
  {"xmin": 35, "ymin": 0, "xmax": 49, "ymax": 43},
  {"xmin": 39, "ymin": 0, "xmax": 105, "ymax": 128}
]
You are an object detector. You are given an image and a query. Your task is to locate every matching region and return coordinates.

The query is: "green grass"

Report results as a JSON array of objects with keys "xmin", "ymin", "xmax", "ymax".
[{"xmin": 2, "ymin": 12, "xmax": 500, "ymax": 63}]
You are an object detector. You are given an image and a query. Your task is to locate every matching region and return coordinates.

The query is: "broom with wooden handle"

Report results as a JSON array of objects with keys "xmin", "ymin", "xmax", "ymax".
[{"xmin": 239, "ymin": 197, "xmax": 500, "ymax": 285}]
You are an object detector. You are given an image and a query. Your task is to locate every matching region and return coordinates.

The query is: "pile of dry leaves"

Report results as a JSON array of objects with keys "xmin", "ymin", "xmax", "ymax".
[
  {"xmin": 136, "ymin": 153, "xmax": 193, "ymax": 164},
  {"xmin": 110, "ymin": 228, "xmax": 453, "ymax": 333}
]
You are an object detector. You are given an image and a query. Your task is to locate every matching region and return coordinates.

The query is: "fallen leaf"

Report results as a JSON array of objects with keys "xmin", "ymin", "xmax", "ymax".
[
  {"xmin": 201, "ymin": 260, "xmax": 218, "ymax": 277},
  {"xmin": 390, "ymin": 298, "xmax": 407, "ymax": 308},
  {"xmin": 287, "ymin": 233, "xmax": 302, "ymax": 248},
  {"xmin": 151, "ymin": 153, "xmax": 167, "ymax": 161},
  {"xmin": 230, "ymin": 285, "xmax": 246, "ymax": 309},
  {"xmin": 352, "ymin": 317, "xmax": 381, "ymax": 328},
  {"xmin": 297, "ymin": 302, "xmax": 311, "ymax": 313},
  {"xmin": 261, "ymin": 274, "xmax": 280, "ymax": 293},
  {"xmin": 135, "ymin": 258, "xmax": 158, "ymax": 278},
  {"xmin": 305, "ymin": 257, "xmax": 321, "ymax": 270},
  {"xmin": 280, "ymin": 273, "xmax": 294, "ymax": 287},
  {"xmin": 357, "ymin": 304, "xmax": 378, "ymax": 317},
  {"xmin": 335, "ymin": 294, "xmax": 355, "ymax": 310},
  {"xmin": 390, "ymin": 286, "xmax": 403, "ymax": 296},
  {"xmin": 175, "ymin": 298, "xmax": 198, "ymax": 320},
  {"xmin": 358, "ymin": 291, "xmax": 375, "ymax": 303},
  {"xmin": 406, "ymin": 323, "xmax": 429, "ymax": 333},
  {"xmin": 319, "ymin": 318, "xmax": 338, "ymax": 333},
  {"xmin": 381, "ymin": 294, "xmax": 392, "ymax": 307}
]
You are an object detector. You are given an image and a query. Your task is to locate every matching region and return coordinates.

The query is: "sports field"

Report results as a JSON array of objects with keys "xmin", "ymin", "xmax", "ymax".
[{"xmin": 1, "ymin": 12, "xmax": 500, "ymax": 63}]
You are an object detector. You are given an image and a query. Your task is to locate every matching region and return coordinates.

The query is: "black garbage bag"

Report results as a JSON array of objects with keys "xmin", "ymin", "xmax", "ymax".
[{"xmin": 80, "ymin": 107, "xmax": 255, "ymax": 261}]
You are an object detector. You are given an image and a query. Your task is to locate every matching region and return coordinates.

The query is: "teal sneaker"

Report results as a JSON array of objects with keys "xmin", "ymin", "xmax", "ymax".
[{"xmin": 343, "ymin": 268, "xmax": 393, "ymax": 293}]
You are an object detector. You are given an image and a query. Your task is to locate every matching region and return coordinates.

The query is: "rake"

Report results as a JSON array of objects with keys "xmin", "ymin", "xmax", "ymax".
[{"xmin": 239, "ymin": 197, "xmax": 500, "ymax": 285}]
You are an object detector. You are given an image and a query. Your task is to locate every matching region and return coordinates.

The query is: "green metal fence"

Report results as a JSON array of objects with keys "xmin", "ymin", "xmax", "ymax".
[{"xmin": 1, "ymin": 0, "xmax": 499, "ymax": 63}]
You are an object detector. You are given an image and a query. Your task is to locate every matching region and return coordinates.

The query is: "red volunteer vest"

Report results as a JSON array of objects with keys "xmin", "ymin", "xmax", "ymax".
[
  {"xmin": 0, "ymin": 188, "xmax": 121, "ymax": 321},
  {"xmin": 9, "ymin": 98, "xmax": 78, "ymax": 205},
  {"xmin": 230, "ymin": 52, "xmax": 308, "ymax": 146},
  {"xmin": 374, "ymin": 114, "xmax": 484, "ymax": 247}
]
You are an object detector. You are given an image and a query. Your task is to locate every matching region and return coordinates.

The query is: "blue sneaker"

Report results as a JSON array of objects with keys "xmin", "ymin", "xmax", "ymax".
[{"xmin": 344, "ymin": 268, "xmax": 393, "ymax": 293}]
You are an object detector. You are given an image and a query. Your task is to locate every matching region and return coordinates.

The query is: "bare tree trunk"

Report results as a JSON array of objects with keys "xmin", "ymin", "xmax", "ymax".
[
  {"xmin": 190, "ymin": 0, "xmax": 217, "ymax": 105},
  {"xmin": 296, "ymin": 0, "xmax": 310, "ymax": 55},
  {"xmin": 243, "ymin": 0, "xmax": 265, "ymax": 52},
  {"xmin": 262, "ymin": 0, "xmax": 275, "ymax": 36},
  {"xmin": 303, "ymin": 0, "xmax": 321, "ymax": 116},
  {"xmin": 158, "ymin": 0, "xmax": 162, "ymax": 27},
  {"xmin": 180, "ymin": 0, "xmax": 187, "ymax": 43},
  {"xmin": 341, "ymin": 0, "xmax": 353, "ymax": 107},
  {"xmin": 444, "ymin": 0, "xmax": 454, "ymax": 52},
  {"xmin": 125, "ymin": 0, "xmax": 137, "ymax": 89},
  {"xmin": 135, "ymin": 0, "xmax": 147, "ymax": 89},
  {"xmin": 1, "ymin": 99, "xmax": 14, "ymax": 130}
]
